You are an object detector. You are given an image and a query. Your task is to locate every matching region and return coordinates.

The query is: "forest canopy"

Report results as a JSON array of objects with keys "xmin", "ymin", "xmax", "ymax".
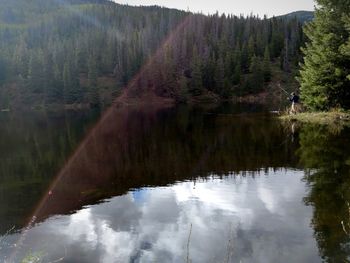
[{"xmin": 0, "ymin": 0, "xmax": 306, "ymax": 108}]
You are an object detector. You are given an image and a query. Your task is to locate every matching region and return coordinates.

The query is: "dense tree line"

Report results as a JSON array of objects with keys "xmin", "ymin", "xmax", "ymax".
[
  {"xmin": 140, "ymin": 13, "xmax": 304, "ymax": 102},
  {"xmin": 298, "ymin": 0, "xmax": 350, "ymax": 110},
  {"xmin": 0, "ymin": 0, "xmax": 305, "ymax": 107}
]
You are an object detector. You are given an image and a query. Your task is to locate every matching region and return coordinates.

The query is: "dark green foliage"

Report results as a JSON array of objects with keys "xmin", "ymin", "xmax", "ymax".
[
  {"xmin": 0, "ymin": 0, "xmax": 305, "ymax": 106},
  {"xmin": 214, "ymin": 58, "xmax": 225, "ymax": 94},
  {"xmin": 241, "ymin": 44, "xmax": 250, "ymax": 72},
  {"xmin": 189, "ymin": 48, "xmax": 203, "ymax": 96},
  {"xmin": 298, "ymin": 0, "xmax": 350, "ymax": 110},
  {"xmin": 263, "ymin": 47, "xmax": 272, "ymax": 82},
  {"xmin": 27, "ymin": 52, "xmax": 45, "ymax": 93},
  {"xmin": 248, "ymin": 56, "xmax": 264, "ymax": 93},
  {"xmin": 177, "ymin": 74, "xmax": 189, "ymax": 103},
  {"xmin": 88, "ymin": 54, "xmax": 98, "ymax": 88},
  {"xmin": 232, "ymin": 64, "xmax": 241, "ymax": 85},
  {"xmin": 63, "ymin": 60, "xmax": 82, "ymax": 103},
  {"xmin": 0, "ymin": 56, "xmax": 6, "ymax": 84},
  {"xmin": 279, "ymin": 11, "xmax": 314, "ymax": 23},
  {"xmin": 0, "ymin": 0, "xmax": 187, "ymax": 106},
  {"xmin": 299, "ymin": 124, "xmax": 350, "ymax": 262}
]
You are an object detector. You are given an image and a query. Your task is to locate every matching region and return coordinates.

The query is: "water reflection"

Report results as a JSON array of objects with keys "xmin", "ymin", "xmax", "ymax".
[
  {"xmin": 28, "ymin": 104, "xmax": 299, "ymax": 224},
  {"xmin": 2, "ymin": 171, "xmax": 318, "ymax": 263},
  {"xmin": 298, "ymin": 124, "xmax": 350, "ymax": 262},
  {"xmin": 0, "ymin": 110, "xmax": 100, "ymax": 234},
  {"xmin": 1, "ymin": 104, "xmax": 350, "ymax": 262}
]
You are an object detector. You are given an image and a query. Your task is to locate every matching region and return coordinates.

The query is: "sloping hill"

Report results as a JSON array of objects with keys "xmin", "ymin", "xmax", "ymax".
[
  {"xmin": 0, "ymin": 0, "xmax": 305, "ymax": 108},
  {"xmin": 279, "ymin": 11, "xmax": 314, "ymax": 23}
]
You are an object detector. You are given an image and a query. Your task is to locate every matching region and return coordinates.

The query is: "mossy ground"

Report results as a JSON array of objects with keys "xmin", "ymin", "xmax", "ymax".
[{"xmin": 280, "ymin": 111, "xmax": 350, "ymax": 127}]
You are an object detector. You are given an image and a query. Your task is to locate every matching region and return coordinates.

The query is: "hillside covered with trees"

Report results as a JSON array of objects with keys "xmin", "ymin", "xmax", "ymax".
[{"xmin": 0, "ymin": 0, "xmax": 306, "ymax": 108}]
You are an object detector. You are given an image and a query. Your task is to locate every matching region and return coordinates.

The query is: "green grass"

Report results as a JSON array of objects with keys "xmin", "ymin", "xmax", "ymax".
[{"xmin": 280, "ymin": 110, "xmax": 350, "ymax": 126}]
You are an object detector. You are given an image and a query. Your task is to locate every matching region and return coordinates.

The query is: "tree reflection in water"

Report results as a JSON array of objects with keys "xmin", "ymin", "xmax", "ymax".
[
  {"xmin": 298, "ymin": 124, "xmax": 350, "ymax": 262},
  {"xmin": 2, "ymin": 105, "xmax": 350, "ymax": 262}
]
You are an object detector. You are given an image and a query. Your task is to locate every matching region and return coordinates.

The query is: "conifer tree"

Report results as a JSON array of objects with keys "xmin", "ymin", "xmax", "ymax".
[
  {"xmin": 27, "ymin": 52, "xmax": 44, "ymax": 93},
  {"xmin": 298, "ymin": 0, "xmax": 350, "ymax": 110},
  {"xmin": 263, "ymin": 47, "xmax": 271, "ymax": 82},
  {"xmin": 249, "ymin": 56, "xmax": 264, "ymax": 92},
  {"xmin": 178, "ymin": 74, "xmax": 189, "ymax": 103},
  {"xmin": 232, "ymin": 64, "xmax": 241, "ymax": 85},
  {"xmin": 0, "ymin": 56, "xmax": 6, "ymax": 85},
  {"xmin": 63, "ymin": 62, "xmax": 72, "ymax": 103},
  {"xmin": 189, "ymin": 48, "xmax": 203, "ymax": 96},
  {"xmin": 214, "ymin": 57, "xmax": 225, "ymax": 94},
  {"xmin": 88, "ymin": 55, "xmax": 98, "ymax": 88},
  {"xmin": 241, "ymin": 43, "xmax": 250, "ymax": 72}
]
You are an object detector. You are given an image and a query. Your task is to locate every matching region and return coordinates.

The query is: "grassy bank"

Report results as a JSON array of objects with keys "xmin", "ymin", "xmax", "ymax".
[{"xmin": 280, "ymin": 111, "xmax": 350, "ymax": 126}]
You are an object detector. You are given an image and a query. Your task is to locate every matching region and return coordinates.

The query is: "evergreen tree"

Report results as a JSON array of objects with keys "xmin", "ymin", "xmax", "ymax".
[
  {"xmin": 280, "ymin": 38, "xmax": 291, "ymax": 72},
  {"xmin": 63, "ymin": 61, "xmax": 81, "ymax": 104},
  {"xmin": 47, "ymin": 63, "xmax": 63, "ymax": 102},
  {"xmin": 178, "ymin": 74, "xmax": 189, "ymax": 103},
  {"xmin": 88, "ymin": 54, "xmax": 100, "ymax": 106},
  {"xmin": 241, "ymin": 43, "xmax": 250, "ymax": 72},
  {"xmin": 298, "ymin": 0, "xmax": 350, "ymax": 110},
  {"xmin": 88, "ymin": 55, "xmax": 98, "ymax": 88},
  {"xmin": 13, "ymin": 38, "xmax": 29, "ymax": 78},
  {"xmin": 189, "ymin": 48, "xmax": 203, "ymax": 96},
  {"xmin": 249, "ymin": 56, "xmax": 264, "ymax": 93},
  {"xmin": 263, "ymin": 47, "xmax": 271, "ymax": 82},
  {"xmin": 42, "ymin": 52, "xmax": 54, "ymax": 101},
  {"xmin": 27, "ymin": 52, "xmax": 44, "ymax": 93},
  {"xmin": 0, "ymin": 56, "xmax": 6, "ymax": 85},
  {"xmin": 214, "ymin": 57, "xmax": 225, "ymax": 95},
  {"xmin": 232, "ymin": 64, "xmax": 241, "ymax": 85},
  {"xmin": 63, "ymin": 62, "xmax": 72, "ymax": 103},
  {"xmin": 202, "ymin": 56, "xmax": 216, "ymax": 91},
  {"xmin": 221, "ymin": 78, "xmax": 232, "ymax": 99}
]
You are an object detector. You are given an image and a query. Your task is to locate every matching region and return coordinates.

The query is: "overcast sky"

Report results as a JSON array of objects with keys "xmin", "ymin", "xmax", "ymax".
[{"xmin": 113, "ymin": 0, "xmax": 315, "ymax": 17}]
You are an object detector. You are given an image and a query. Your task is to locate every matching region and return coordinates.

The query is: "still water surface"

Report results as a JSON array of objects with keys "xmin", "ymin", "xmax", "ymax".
[{"xmin": 0, "ymin": 104, "xmax": 350, "ymax": 262}]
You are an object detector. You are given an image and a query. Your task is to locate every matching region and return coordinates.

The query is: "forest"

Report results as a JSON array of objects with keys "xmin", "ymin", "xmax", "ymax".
[{"xmin": 0, "ymin": 0, "xmax": 306, "ymax": 108}]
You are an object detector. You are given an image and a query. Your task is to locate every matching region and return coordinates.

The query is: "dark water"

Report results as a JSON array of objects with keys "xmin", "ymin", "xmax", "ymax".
[{"xmin": 0, "ymin": 104, "xmax": 350, "ymax": 262}]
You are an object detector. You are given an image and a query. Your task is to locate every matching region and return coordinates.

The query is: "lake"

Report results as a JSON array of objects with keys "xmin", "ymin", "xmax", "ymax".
[{"xmin": 0, "ymin": 103, "xmax": 350, "ymax": 262}]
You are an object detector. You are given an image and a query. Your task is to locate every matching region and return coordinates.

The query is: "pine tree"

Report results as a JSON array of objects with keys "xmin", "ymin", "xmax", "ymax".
[
  {"xmin": 63, "ymin": 62, "xmax": 72, "ymax": 103},
  {"xmin": 47, "ymin": 62, "xmax": 63, "ymax": 102},
  {"xmin": 298, "ymin": 0, "xmax": 350, "ymax": 110},
  {"xmin": 0, "ymin": 56, "xmax": 6, "ymax": 85},
  {"xmin": 178, "ymin": 74, "xmax": 189, "ymax": 103},
  {"xmin": 232, "ymin": 64, "xmax": 241, "ymax": 85},
  {"xmin": 13, "ymin": 38, "xmax": 29, "ymax": 77},
  {"xmin": 27, "ymin": 52, "xmax": 44, "ymax": 93},
  {"xmin": 280, "ymin": 38, "xmax": 290, "ymax": 72},
  {"xmin": 202, "ymin": 56, "xmax": 216, "ymax": 91},
  {"xmin": 249, "ymin": 56, "xmax": 264, "ymax": 93},
  {"xmin": 214, "ymin": 57, "xmax": 225, "ymax": 95},
  {"xmin": 88, "ymin": 55, "xmax": 98, "ymax": 88},
  {"xmin": 63, "ymin": 60, "xmax": 81, "ymax": 104},
  {"xmin": 189, "ymin": 48, "xmax": 203, "ymax": 96},
  {"xmin": 221, "ymin": 78, "xmax": 232, "ymax": 99},
  {"xmin": 263, "ymin": 47, "xmax": 271, "ymax": 82},
  {"xmin": 241, "ymin": 43, "xmax": 250, "ymax": 72}
]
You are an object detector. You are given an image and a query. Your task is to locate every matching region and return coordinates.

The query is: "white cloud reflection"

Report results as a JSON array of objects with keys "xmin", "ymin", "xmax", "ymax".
[{"xmin": 7, "ymin": 169, "xmax": 319, "ymax": 263}]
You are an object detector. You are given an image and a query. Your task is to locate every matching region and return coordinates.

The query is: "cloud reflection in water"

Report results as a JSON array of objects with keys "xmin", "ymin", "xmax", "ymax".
[{"xmin": 6, "ymin": 169, "xmax": 319, "ymax": 263}]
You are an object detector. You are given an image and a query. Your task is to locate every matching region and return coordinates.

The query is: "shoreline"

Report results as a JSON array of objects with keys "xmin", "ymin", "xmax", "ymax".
[{"xmin": 279, "ymin": 111, "xmax": 350, "ymax": 126}]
